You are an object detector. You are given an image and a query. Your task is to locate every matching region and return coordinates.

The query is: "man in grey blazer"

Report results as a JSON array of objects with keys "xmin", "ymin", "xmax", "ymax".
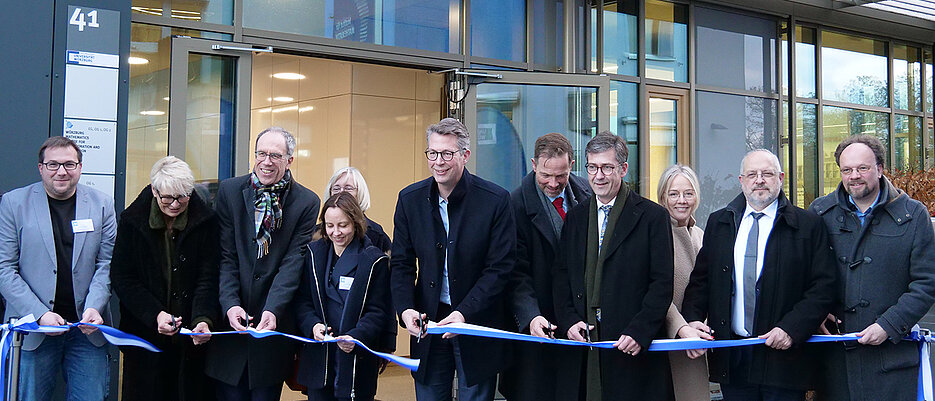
[{"xmin": 0, "ymin": 136, "xmax": 116, "ymax": 401}]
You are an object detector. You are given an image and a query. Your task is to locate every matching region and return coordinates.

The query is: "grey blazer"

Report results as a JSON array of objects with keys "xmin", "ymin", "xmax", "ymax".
[{"xmin": 0, "ymin": 182, "xmax": 116, "ymax": 350}]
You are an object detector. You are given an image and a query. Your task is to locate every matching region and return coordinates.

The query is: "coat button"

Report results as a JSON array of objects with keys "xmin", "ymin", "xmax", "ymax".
[
  {"xmin": 180, "ymin": 255, "xmax": 186, "ymax": 262},
  {"xmin": 254, "ymin": 274, "xmax": 260, "ymax": 280},
  {"xmin": 436, "ymin": 243, "xmax": 443, "ymax": 249},
  {"xmin": 49, "ymin": 300, "xmax": 54, "ymax": 305},
  {"xmin": 863, "ymin": 257, "xmax": 872, "ymax": 264},
  {"xmin": 859, "ymin": 299, "xmax": 870, "ymax": 307},
  {"xmin": 52, "ymin": 269, "xmax": 56, "ymax": 274},
  {"xmin": 720, "ymin": 320, "xmax": 726, "ymax": 326},
  {"xmin": 576, "ymin": 293, "xmax": 583, "ymax": 299},
  {"xmin": 430, "ymin": 281, "xmax": 436, "ymax": 288},
  {"xmin": 839, "ymin": 256, "xmax": 847, "ymax": 262},
  {"xmin": 722, "ymin": 265, "xmax": 729, "ymax": 272}
]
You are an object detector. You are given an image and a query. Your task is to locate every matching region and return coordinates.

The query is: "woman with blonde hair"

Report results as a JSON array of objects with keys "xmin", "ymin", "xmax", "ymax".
[
  {"xmin": 325, "ymin": 167, "xmax": 391, "ymax": 253},
  {"xmin": 657, "ymin": 164, "xmax": 711, "ymax": 401}
]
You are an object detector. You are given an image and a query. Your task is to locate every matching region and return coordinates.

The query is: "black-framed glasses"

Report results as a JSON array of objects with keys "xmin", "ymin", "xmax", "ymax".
[
  {"xmin": 585, "ymin": 163, "xmax": 620, "ymax": 175},
  {"xmin": 155, "ymin": 189, "xmax": 191, "ymax": 205},
  {"xmin": 840, "ymin": 165, "xmax": 874, "ymax": 176},
  {"xmin": 41, "ymin": 161, "xmax": 80, "ymax": 171},
  {"xmin": 425, "ymin": 149, "xmax": 463, "ymax": 161},
  {"xmin": 255, "ymin": 151, "xmax": 285, "ymax": 162}
]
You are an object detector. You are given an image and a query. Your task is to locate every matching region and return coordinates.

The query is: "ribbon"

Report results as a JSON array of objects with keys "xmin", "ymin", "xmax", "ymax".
[
  {"xmin": 910, "ymin": 329, "xmax": 935, "ymax": 401},
  {"xmin": 180, "ymin": 328, "xmax": 420, "ymax": 371}
]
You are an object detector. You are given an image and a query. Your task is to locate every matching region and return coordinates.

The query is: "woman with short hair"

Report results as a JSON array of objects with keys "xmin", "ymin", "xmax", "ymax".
[
  {"xmin": 657, "ymin": 164, "xmax": 711, "ymax": 401},
  {"xmin": 111, "ymin": 156, "xmax": 219, "ymax": 401},
  {"xmin": 324, "ymin": 167, "xmax": 391, "ymax": 253}
]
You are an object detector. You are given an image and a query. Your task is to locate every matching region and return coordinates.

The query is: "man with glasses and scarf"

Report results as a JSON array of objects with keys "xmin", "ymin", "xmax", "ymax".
[{"xmin": 205, "ymin": 127, "xmax": 320, "ymax": 401}]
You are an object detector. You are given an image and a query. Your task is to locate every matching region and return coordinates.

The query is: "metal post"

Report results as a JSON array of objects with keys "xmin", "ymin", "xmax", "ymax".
[{"xmin": 6, "ymin": 319, "xmax": 23, "ymax": 401}]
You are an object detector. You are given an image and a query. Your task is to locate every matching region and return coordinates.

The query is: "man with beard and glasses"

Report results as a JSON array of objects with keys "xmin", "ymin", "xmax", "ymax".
[
  {"xmin": 205, "ymin": 127, "xmax": 320, "ymax": 401},
  {"xmin": 809, "ymin": 135, "xmax": 935, "ymax": 401},
  {"xmin": 681, "ymin": 149, "xmax": 836, "ymax": 401}
]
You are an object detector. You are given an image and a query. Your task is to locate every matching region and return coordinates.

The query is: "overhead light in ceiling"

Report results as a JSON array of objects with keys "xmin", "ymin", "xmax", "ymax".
[
  {"xmin": 272, "ymin": 72, "xmax": 306, "ymax": 80},
  {"xmin": 269, "ymin": 96, "xmax": 295, "ymax": 102},
  {"xmin": 140, "ymin": 110, "xmax": 165, "ymax": 116},
  {"xmin": 299, "ymin": 106, "xmax": 315, "ymax": 112},
  {"xmin": 128, "ymin": 56, "xmax": 149, "ymax": 65}
]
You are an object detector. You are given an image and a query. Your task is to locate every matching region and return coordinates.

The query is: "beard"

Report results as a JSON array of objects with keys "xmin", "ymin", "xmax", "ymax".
[{"xmin": 845, "ymin": 179, "xmax": 874, "ymax": 201}]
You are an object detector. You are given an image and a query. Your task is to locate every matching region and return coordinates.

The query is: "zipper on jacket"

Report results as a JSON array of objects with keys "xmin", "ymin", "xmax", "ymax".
[
  {"xmin": 349, "ymin": 254, "xmax": 386, "ymax": 401},
  {"xmin": 307, "ymin": 245, "xmax": 329, "ymax": 387}
]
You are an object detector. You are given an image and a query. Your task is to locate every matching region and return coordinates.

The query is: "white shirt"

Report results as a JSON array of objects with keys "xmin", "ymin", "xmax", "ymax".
[
  {"xmin": 731, "ymin": 199, "xmax": 778, "ymax": 337},
  {"xmin": 596, "ymin": 196, "xmax": 616, "ymax": 237}
]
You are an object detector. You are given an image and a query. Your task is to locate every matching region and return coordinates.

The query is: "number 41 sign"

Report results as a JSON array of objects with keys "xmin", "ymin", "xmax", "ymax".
[{"xmin": 69, "ymin": 7, "xmax": 101, "ymax": 32}]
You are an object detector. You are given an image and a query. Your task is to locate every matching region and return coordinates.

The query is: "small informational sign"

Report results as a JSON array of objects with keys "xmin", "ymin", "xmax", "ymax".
[
  {"xmin": 64, "ymin": 119, "xmax": 116, "ymax": 174},
  {"xmin": 64, "ymin": 5, "xmax": 121, "ymax": 198}
]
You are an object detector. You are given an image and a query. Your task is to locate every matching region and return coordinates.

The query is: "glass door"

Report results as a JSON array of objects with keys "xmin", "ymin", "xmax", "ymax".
[
  {"xmin": 169, "ymin": 37, "xmax": 254, "ymax": 202},
  {"xmin": 463, "ymin": 71, "xmax": 610, "ymax": 192},
  {"xmin": 645, "ymin": 85, "xmax": 689, "ymax": 197}
]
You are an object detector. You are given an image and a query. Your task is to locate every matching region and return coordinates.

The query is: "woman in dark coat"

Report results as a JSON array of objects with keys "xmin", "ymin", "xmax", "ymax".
[
  {"xmin": 110, "ymin": 156, "xmax": 219, "ymax": 401},
  {"xmin": 294, "ymin": 192, "xmax": 394, "ymax": 401}
]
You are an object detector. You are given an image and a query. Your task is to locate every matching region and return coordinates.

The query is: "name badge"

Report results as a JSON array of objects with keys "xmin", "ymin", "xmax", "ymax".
[
  {"xmin": 71, "ymin": 219, "xmax": 94, "ymax": 233},
  {"xmin": 339, "ymin": 276, "xmax": 354, "ymax": 291}
]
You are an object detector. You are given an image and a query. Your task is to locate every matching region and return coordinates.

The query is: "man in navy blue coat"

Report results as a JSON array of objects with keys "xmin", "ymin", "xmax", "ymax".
[{"xmin": 390, "ymin": 118, "xmax": 516, "ymax": 401}]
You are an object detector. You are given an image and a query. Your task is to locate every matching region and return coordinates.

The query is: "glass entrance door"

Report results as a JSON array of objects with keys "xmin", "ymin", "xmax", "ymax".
[
  {"xmin": 168, "ymin": 37, "xmax": 254, "ymax": 201},
  {"xmin": 463, "ymin": 71, "xmax": 610, "ymax": 192},
  {"xmin": 645, "ymin": 86, "xmax": 689, "ymax": 197}
]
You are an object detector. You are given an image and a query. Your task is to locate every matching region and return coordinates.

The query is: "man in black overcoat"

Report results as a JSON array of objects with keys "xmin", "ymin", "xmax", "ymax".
[
  {"xmin": 204, "ymin": 127, "xmax": 320, "ymax": 400},
  {"xmin": 499, "ymin": 132, "xmax": 590, "ymax": 401},
  {"xmin": 681, "ymin": 149, "xmax": 836, "ymax": 400},
  {"xmin": 553, "ymin": 131, "xmax": 675, "ymax": 401},
  {"xmin": 390, "ymin": 118, "xmax": 516, "ymax": 401}
]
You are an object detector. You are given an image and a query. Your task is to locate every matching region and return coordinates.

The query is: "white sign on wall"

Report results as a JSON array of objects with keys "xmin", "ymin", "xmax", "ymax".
[{"xmin": 64, "ymin": 119, "xmax": 116, "ymax": 174}]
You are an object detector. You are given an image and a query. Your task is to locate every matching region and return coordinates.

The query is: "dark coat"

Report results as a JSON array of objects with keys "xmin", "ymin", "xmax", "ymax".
[
  {"xmin": 390, "ymin": 169, "xmax": 516, "ymax": 386},
  {"xmin": 552, "ymin": 187, "xmax": 675, "ymax": 401},
  {"xmin": 110, "ymin": 186, "xmax": 219, "ymax": 401},
  {"xmin": 499, "ymin": 172, "xmax": 590, "ymax": 401},
  {"xmin": 809, "ymin": 177, "xmax": 935, "ymax": 401},
  {"xmin": 204, "ymin": 173, "xmax": 321, "ymax": 388},
  {"xmin": 364, "ymin": 216, "xmax": 392, "ymax": 254},
  {"xmin": 294, "ymin": 237, "xmax": 393, "ymax": 400},
  {"xmin": 682, "ymin": 192, "xmax": 837, "ymax": 390}
]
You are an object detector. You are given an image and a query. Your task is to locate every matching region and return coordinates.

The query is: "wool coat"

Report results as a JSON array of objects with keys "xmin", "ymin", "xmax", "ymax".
[
  {"xmin": 204, "ymin": 173, "xmax": 320, "ymax": 389},
  {"xmin": 499, "ymin": 172, "xmax": 591, "ymax": 401},
  {"xmin": 110, "ymin": 186, "xmax": 219, "ymax": 401},
  {"xmin": 552, "ymin": 186, "xmax": 675, "ymax": 401},
  {"xmin": 390, "ymin": 169, "xmax": 516, "ymax": 386},
  {"xmin": 681, "ymin": 192, "xmax": 837, "ymax": 390},
  {"xmin": 809, "ymin": 177, "xmax": 935, "ymax": 401}
]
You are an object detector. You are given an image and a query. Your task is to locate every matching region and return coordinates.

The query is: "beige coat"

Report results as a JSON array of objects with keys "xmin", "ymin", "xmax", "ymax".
[{"xmin": 665, "ymin": 217, "xmax": 709, "ymax": 401}]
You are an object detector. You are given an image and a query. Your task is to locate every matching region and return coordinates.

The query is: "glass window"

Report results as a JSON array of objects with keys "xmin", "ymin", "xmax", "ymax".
[
  {"xmin": 821, "ymin": 106, "xmax": 889, "ymax": 195},
  {"xmin": 696, "ymin": 91, "xmax": 778, "ymax": 224},
  {"xmin": 821, "ymin": 31, "xmax": 887, "ymax": 107},
  {"xmin": 894, "ymin": 45, "xmax": 922, "ymax": 112},
  {"xmin": 183, "ymin": 54, "xmax": 236, "ymax": 187},
  {"xmin": 610, "ymin": 81, "xmax": 639, "ymax": 192},
  {"xmin": 893, "ymin": 115, "xmax": 923, "ymax": 172},
  {"xmin": 927, "ymin": 117, "xmax": 934, "ymax": 168},
  {"xmin": 924, "ymin": 49, "xmax": 933, "ymax": 114},
  {"xmin": 781, "ymin": 100, "xmax": 790, "ymax": 198},
  {"xmin": 796, "ymin": 103, "xmax": 819, "ymax": 206},
  {"xmin": 471, "ymin": 0, "xmax": 525, "ymax": 62},
  {"xmin": 648, "ymin": 97, "xmax": 678, "ymax": 195},
  {"xmin": 796, "ymin": 26, "xmax": 817, "ymax": 98},
  {"xmin": 695, "ymin": 7, "xmax": 776, "ymax": 93},
  {"xmin": 132, "ymin": 0, "xmax": 164, "ymax": 16},
  {"xmin": 170, "ymin": 0, "xmax": 233, "ymax": 25},
  {"xmin": 600, "ymin": 0, "xmax": 638, "ymax": 76},
  {"xmin": 533, "ymin": 0, "xmax": 564, "ymax": 69},
  {"xmin": 645, "ymin": 0, "xmax": 687, "ymax": 82},
  {"xmin": 474, "ymin": 83, "xmax": 597, "ymax": 191},
  {"xmin": 243, "ymin": 0, "xmax": 459, "ymax": 54}
]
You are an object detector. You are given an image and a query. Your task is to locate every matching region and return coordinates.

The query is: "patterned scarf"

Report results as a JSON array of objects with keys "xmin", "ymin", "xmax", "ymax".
[{"xmin": 252, "ymin": 170, "xmax": 292, "ymax": 259}]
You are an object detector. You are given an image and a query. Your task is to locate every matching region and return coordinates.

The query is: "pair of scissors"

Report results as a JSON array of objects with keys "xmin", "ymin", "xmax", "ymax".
[{"xmin": 416, "ymin": 313, "xmax": 428, "ymax": 342}]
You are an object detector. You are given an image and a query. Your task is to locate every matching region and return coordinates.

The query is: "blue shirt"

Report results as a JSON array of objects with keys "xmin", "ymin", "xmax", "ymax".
[
  {"xmin": 848, "ymin": 190, "xmax": 882, "ymax": 225},
  {"xmin": 439, "ymin": 196, "xmax": 451, "ymax": 305}
]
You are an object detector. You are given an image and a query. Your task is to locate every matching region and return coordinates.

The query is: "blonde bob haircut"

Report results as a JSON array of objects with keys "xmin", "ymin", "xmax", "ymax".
[
  {"xmin": 150, "ymin": 156, "xmax": 195, "ymax": 196},
  {"xmin": 656, "ymin": 164, "xmax": 701, "ymax": 218},
  {"xmin": 326, "ymin": 166, "xmax": 372, "ymax": 212}
]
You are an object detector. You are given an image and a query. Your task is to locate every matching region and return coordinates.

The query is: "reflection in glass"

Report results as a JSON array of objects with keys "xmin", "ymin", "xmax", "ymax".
[
  {"xmin": 893, "ymin": 115, "xmax": 923, "ymax": 172},
  {"xmin": 796, "ymin": 103, "xmax": 818, "ymax": 206},
  {"xmin": 894, "ymin": 45, "xmax": 922, "ymax": 111},
  {"xmin": 927, "ymin": 118, "xmax": 934, "ymax": 168},
  {"xmin": 925, "ymin": 49, "xmax": 933, "ymax": 114},
  {"xmin": 796, "ymin": 26, "xmax": 817, "ymax": 98},
  {"xmin": 475, "ymin": 84, "xmax": 597, "ymax": 192},
  {"xmin": 645, "ymin": 0, "xmax": 687, "ymax": 82},
  {"xmin": 185, "ymin": 54, "xmax": 236, "ymax": 187},
  {"xmin": 472, "ymin": 0, "xmax": 525, "ymax": 61},
  {"xmin": 696, "ymin": 91, "xmax": 778, "ymax": 225},
  {"xmin": 610, "ymin": 81, "xmax": 639, "ymax": 192},
  {"xmin": 170, "ymin": 0, "xmax": 233, "ymax": 24},
  {"xmin": 821, "ymin": 31, "xmax": 887, "ymax": 107},
  {"xmin": 648, "ymin": 98, "xmax": 678, "ymax": 195},
  {"xmin": 600, "ymin": 0, "xmax": 638, "ymax": 76},
  {"xmin": 533, "ymin": 0, "xmax": 564, "ymax": 69},
  {"xmin": 781, "ymin": 101, "xmax": 790, "ymax": 198},
  {"xmin": 244, "ymin": 0, "xmax": 459, "ymax": 54},
  {"xmin": 695, "ymin": 7, "xmax": 776, "ymax": 93},
  {"xmin": 821, "ymin": 106, "xmax": 889, "ymax": 195}
]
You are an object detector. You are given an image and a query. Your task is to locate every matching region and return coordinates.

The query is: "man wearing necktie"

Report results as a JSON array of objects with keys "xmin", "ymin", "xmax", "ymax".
[
  {"xmin": 500, "ymin": 133, "xmax": 591, "ymax": 401},
  {"xmin": 681, "ymin": 149, "xmax": 836, "ymax": 401},
  {"xmin": 553, "ymin": 132, "xmax": 675, "ymax": 401}
]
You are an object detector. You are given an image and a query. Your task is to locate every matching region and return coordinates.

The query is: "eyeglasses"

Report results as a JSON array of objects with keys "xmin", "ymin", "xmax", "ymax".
[
  {"xmin": 742, "ymin": 170, "xmax": 778, "ymax": 181},
  {"xmin": 331, "ymin": 185, "xmax": 358, "ymax": 193},
  {"xmin": 425, "ymin": 149, "xmax": 463, "ymax": 161},
  {"xmin": 41, "ymin": 161, "xmax": 80, "ymax": 171},
  {"xmin": 255, "ymin": 151, "xmax": 285, "ymax": 162},
  {"xmin": 585, "ymin": 163, "xmax": 620, "ymax": 176},
  {"xmin": 667, "ymin": 191, "xmax": 696, "ymax": 201},
  {"xmin": 155, "ymin": 189, "xmax": 191, "ymax": 205},
  {"xmin": 840, "ymin": 165, "xmax": 874, "ymax": 176}
]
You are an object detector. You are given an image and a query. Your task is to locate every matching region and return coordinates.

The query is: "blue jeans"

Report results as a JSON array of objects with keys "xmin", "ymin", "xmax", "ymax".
[
  {"xmin": 413, "ymin": 337, "xmax": 496, "ymax": 401},
  {"xmin": 18, "ymin": 328, "xmax": 110, "ymax": 401}
]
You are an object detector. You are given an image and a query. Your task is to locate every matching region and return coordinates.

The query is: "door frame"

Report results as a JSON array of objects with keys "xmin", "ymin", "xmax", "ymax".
[
  {"xmin": 643, "ymin": 85, "xmax": 690, "ymax": 197},
  {"xmin": 169, "ymin": 36, "xmax": 254, "ymax": 176}
]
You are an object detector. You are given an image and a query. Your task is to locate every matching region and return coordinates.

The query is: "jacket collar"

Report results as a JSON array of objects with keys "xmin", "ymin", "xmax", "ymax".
[
  {"xmin": 830, "ymin": 175, "xmax": 910, "ymax": 224},
  {"xmin": 429, "ymin": 168, "xmax": 472, "ymax": 204},
  {"xmin": 124, "ymin": 185, "xmax": 212, "ymax": 230},
  {"xmin": 721, "ymin": 191, "xmax": 797, "ymax": 230}
]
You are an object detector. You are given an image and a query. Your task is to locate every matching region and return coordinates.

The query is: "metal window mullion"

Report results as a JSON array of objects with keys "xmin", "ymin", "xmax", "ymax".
[
  {"xmin": 785, "ymin": 17, "xmax": 797, "ymax": 205},
  {"xmin": 463, "ymin": 0, "xmax": 471, "ymax": 68},
  {"xmin": 597, "ymin": 0, "xmax": 603, "ymax": 74},
  {"xmin": 637, "ymin": 0, "xmax": 645, "ymax": 80},
  {"xmin": 815, "ymin": 26, "xmax": 825, "ymax": 194},
  {"xmin": 234, "ymin": 0, "xmax": 243, "ymax": 42},
  {"xmin": 526, "ymin": 0, "xmax": 533, "ymax": 70},
  {"xmin": 888, "ymin": 40, "xmax": 896, "ymax": 165},
  {"xmin": 688, "ymin": 0, "xmax": 696, "ymax": 167},
  {"xmin": 563, "ymin": 0, "xmax": 577, "ymax": 73}
]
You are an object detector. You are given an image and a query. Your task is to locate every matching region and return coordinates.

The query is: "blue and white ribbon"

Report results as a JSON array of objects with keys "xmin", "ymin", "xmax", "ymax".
[{"xmin": 180, "ymin": 328, "xmax": 420, "ymax": 371}]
